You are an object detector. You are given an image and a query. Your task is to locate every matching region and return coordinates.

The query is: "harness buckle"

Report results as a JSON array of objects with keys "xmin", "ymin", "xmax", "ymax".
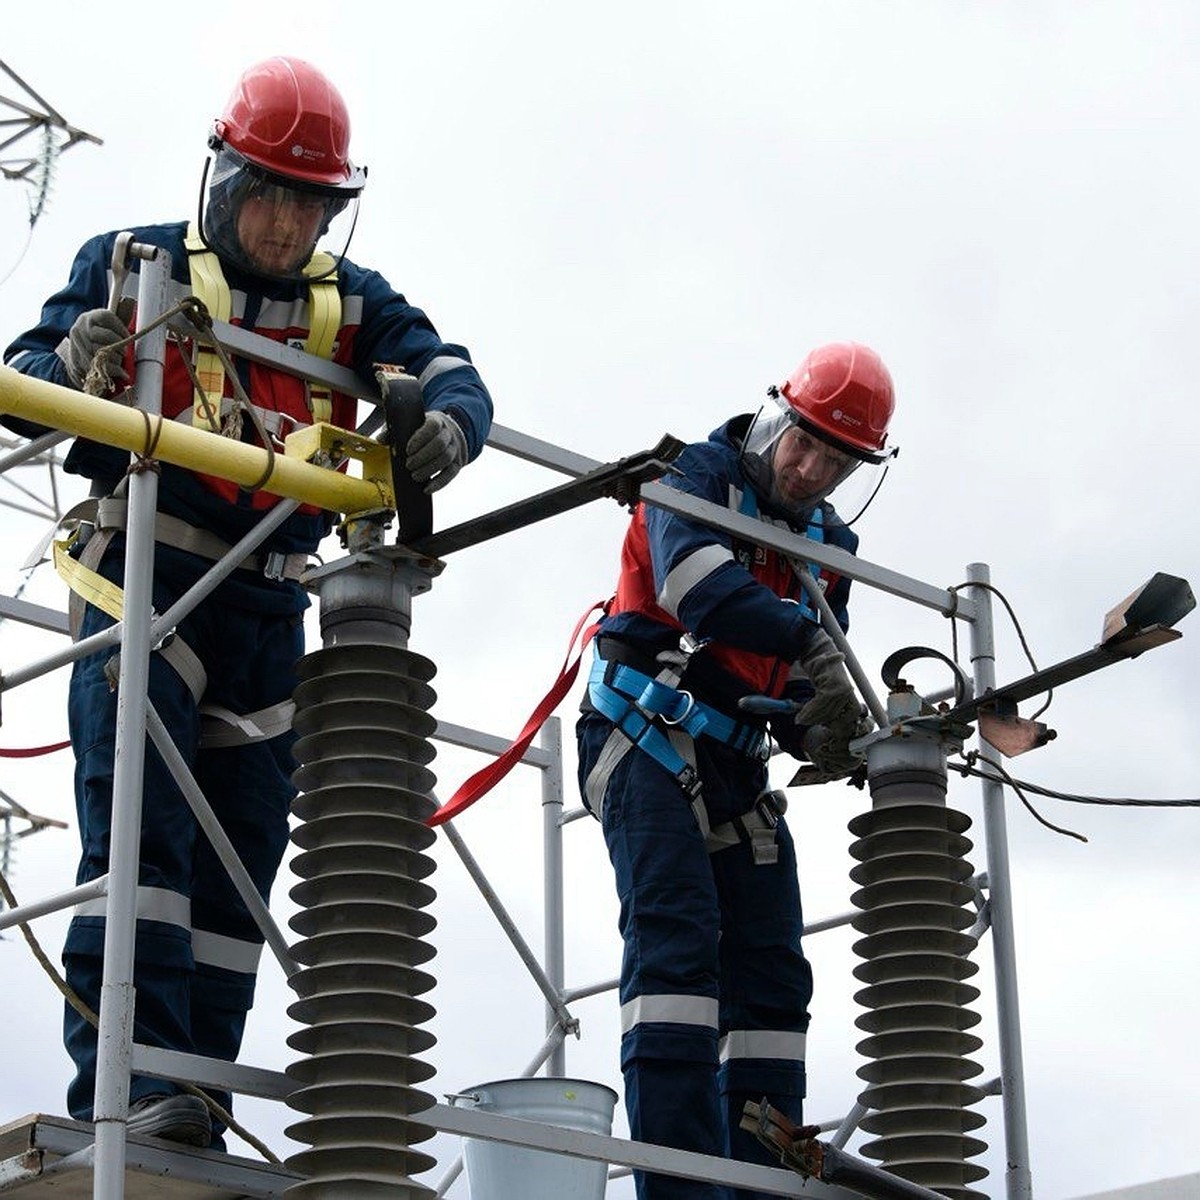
[
  {"xmin": 677, "ymin": 762, "xmax": 703, "ymax": 798},
  {"xmin": 750, "ymin": 830, "xmax": 779, "ymax": 866},
  {"xmin": 754, "ymin": 788, "xmax": 788, "ymax": 829},
  {"xmin": 70, "ymin": 523, "xmax": 95, "ymax": 557},
  {"xmin": 746, "ymin": 790, "xmax": 787, "ymax": 866},
  {"xmin": 271, "ymin": 410, "xmax": 304, "ymax": 451},
  {"xmin": 263, "ymin": 551, "xmax": 289, "ymax": 582}
]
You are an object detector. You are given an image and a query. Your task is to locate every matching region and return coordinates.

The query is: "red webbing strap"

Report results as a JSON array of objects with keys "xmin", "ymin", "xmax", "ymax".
[
  {"xmin": 428, "ymin": 600, "xmax": 608, "ymax": 827},
  {"xmin": 0, "ymin": 740, "xmax": 71, "ymax": 757}
]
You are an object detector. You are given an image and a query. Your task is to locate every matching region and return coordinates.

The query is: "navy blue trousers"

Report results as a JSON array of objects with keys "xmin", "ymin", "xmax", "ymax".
[
  {"xmin": 578, "ymin": 712, "xmax": 811, "ymax": 1200},
  {"xmin": 64, "ymin": 553, "xmax": 300, "ymax": 1142}
]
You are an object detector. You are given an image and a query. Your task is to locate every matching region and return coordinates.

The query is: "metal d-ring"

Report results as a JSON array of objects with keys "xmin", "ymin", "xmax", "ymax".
[{"xmin": 660, "ymin": 688, "xmax": 696, "ymax": 726}]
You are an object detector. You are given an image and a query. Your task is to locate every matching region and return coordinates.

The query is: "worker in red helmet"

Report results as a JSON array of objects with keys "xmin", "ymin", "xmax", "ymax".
[
  {"xmin": 577, "ymin": 343, "xmax": 897, "ymax": 1200},
  {"xmin": 3, "ymin": 57, "xmax": 492, "ymax": 1148},
  {"xmin": 200, "ymin": 56, "xmax": 367, "ymax": 281}
]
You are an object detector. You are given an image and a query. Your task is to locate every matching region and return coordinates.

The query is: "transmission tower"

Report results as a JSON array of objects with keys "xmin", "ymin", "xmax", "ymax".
[
  {"xmin": 1, "ymin": 57, "xmax": 102, "ymax": 229},
  {"xmin": 0, "ymin": 59, "xmax": 97, "ymax": 893}
]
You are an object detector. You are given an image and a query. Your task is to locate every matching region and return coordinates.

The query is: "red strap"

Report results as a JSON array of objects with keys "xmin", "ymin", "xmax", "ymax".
[
  {"xmin": 428, "ymin": 600, "xmax": 607, "ymax": 827},
  {"xmin": 0, "ymin": 740, "xmax": 71, "ymax": 758}
]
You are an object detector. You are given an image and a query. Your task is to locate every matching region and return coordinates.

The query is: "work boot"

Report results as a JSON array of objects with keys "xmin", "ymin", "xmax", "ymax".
[{"xmin": 127, "ymin": 1094, "xmax": 212, "ymax": 1147}]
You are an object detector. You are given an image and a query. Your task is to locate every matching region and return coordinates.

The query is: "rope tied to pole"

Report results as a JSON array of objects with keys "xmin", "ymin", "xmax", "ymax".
[
  {"xmin": 79, "ymin": 295, "xmax": 281, "ymax": 494},
  {"xmin": 131, "ymin": 409, "xmax": 165, "ymax": 468}
]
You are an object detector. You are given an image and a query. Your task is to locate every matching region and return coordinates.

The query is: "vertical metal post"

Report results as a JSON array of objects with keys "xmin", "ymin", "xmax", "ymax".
[
  {"xmin": 964, "ymin": 562, "xmax": 1033, "ymax": 1200},
  {"xmin": 541, "ymin": 716, "xmax": 566, "ymax": 1077},
  {"xmin": 1, "ymin": 812, "xmax": 11, "ymax": 887},
  {"xmin": 92, "ymin": 246, "xmax": 170, "ymax": 1200}
]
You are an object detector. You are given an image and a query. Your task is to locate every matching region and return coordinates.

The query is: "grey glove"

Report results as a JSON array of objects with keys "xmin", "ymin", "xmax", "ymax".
[
  {"xmin": 794, "ymin": 626, "xmax": 861, "ymax": 733},
  {"xmin": 64, "ymin": 308, "xmax": 130, "ymax": 389},
  {"xmin": 802, "ymin": 708, "xmax": 875, "ymax": 777},
  {"xmin": 404, "ymin": 411, "xmax": 468, "ymax": 493}
]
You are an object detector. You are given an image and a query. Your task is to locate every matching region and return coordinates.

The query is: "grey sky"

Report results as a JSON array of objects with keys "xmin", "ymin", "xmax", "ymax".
[{"xmin": 1, "ymin": 4, "xmax": 1197, "ymax": 1197}]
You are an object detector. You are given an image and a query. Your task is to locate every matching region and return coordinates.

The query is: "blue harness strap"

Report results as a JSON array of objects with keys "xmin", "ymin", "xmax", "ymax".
[
  {"xmin": 587, "ymin": 656, "xmax": 769, "ymax": 796},
  {"xmin": 794, "ymin": 506, "xmax": 825, "ymax": 622},
  {"xmin": 738, "ymin": 486, "xmax": 826, "ymax": 622}
]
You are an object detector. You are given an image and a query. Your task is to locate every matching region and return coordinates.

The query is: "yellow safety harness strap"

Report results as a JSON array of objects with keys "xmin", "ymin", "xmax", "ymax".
[
  {"xmin": 53, "ymin": 531, "xmax": 123, "ymax": 624},
  {"xmin": 53, "ymin": 533, "xmax": 293, "ymax": 743},
  {"xmin": 185, "ymin": 226, "xmax": 341, "ymax": 429},
  {"xmin": 302, "ymin": 252, "xmax": 339, "ymax": 424},
  {"xmin": 184, "ymin": 223, "xmax": 232, "ymax": 431},
  {"xmin": 52, "ymin": 530, "xmax": 208, "ymax": 705}
]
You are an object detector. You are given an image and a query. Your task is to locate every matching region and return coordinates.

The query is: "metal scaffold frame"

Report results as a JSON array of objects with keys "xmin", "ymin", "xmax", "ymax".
[{"xmin": 0, "ymin": 236, "xmax": 1190, "ymax": 1200}]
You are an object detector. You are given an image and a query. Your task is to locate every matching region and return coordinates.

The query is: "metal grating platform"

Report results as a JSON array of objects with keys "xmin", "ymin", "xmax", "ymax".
[{"xmin": 0, "ymin": 1114, "xmax": 301, "ymax": 1198}]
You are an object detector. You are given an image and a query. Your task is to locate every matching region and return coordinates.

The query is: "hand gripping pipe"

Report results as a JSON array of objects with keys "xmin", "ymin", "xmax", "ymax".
[
  {"xmin": 283, "ymin": 546, "xmax": 441, "ymax": 1199},
  {"xmin": 849, "ymin": 690, "xmax": 989, "ymax": 1200}
]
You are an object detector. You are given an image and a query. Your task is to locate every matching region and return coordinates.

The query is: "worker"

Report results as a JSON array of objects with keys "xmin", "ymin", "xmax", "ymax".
[
  {"xmin": 2, "ymin": 57, "xmax": 492, "ymax": 1149},
  {"xmin": 576, "ymin": 343, "xmax": 897, "ymax": 1199}
]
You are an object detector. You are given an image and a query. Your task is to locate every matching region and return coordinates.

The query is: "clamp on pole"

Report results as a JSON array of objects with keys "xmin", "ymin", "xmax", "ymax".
[{"xmin": 742, "ymin": 1098, "xmax": 954, "ymax": 1200}]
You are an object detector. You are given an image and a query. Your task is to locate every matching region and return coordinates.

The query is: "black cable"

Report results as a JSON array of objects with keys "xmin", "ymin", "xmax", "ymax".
[
  {"xmin": 952, "ymin": 752, "xmax": 1087, "ymax": 842},
  {"xmin": 947, "ymin": 579, "xmax": 1053, "ymax": 720},
  {"xmin": 957, "ymin": 757, "xmax": 1200, "ymax": 808}
]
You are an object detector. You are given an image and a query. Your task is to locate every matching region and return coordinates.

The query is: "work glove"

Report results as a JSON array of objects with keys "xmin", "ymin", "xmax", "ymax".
[
  {"xmin": 405, "ymin": 410, "xmax": 468, "ymax": 494},
  {"xmin": 64, "ymin": 308, "xmax": 130, "ymax": 391},
  {"xmin": 801, "ymin": 709, "xmax": 874, "ymax": 778},
  {"xmin": 793, "ymin": 626, "xmax": 861, "ymax": 734}
]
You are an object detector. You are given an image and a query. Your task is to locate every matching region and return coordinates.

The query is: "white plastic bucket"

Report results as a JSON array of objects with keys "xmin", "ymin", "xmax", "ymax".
[{"xmin": 459, "ymin": 1076, "xmax": 618, "ymax": 1200}]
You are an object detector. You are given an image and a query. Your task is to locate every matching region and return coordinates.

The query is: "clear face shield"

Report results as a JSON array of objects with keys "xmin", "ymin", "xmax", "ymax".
[
  {"xmin": 740, "ymin": 392, "xmax": 891, "ymax": 527},
  {"xmin": 199, "ymin": 144, "xmax": 361, "ymax": 282}
]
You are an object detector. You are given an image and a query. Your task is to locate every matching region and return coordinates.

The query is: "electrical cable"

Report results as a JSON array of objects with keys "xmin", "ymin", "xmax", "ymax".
[
  {"xmin": 0, "ymin": 222, "xmax": 35, "ymax": 289},
  {"xmin": 951, "ymin": 751, "xmax": 1086, "ymax": 842},
  {"xmin": 936, "ymin": 580, "xmax": 1196, "ymax": 825},
  {"xmin": 950, "ymin": 749, "xmax": 1200, "ymax": 850},
  {"xmin": 947, "ymin": 578, "xmax": 1053, "ymax": 719},
  {"xmin": 956, "ymin": 753, "xmax": 1200, "ymax": 808}
]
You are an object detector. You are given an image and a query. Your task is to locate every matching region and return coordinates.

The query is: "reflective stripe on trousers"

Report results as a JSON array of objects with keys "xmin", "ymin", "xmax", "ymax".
[{"xmin": 577, "ymin": 710, "xmax": 810, "ymax": 1200}]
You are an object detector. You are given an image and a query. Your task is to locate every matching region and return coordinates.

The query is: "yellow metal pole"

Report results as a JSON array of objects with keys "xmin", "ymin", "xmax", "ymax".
[{"xmin": 0, "ymin": 364, "xmax": 389, "ymax": 514}]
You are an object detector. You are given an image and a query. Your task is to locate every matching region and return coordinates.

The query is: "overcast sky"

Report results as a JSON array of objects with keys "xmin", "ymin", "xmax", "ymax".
[{"xmin": 1, "ymin": 4, "xmax": 1198, "ymax": 1198}]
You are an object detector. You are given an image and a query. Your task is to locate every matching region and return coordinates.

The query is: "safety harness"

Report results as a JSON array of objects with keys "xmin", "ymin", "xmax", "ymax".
[
  {"xmin": 48, "ymin": 234, "xmax": 344, "ymax": 748},
  {"xmin": 51, "ymin": 496, "xmax": 300, "ymax": 748},
  {"xmin": 586, "ymin": 652, "xmax": 768, "ymax": 794},
  {"xmin": 583, "ymin": 634, "xmax": 786, "ymax": 865},
  {"xmin": 579, "ymin": 489, "xmax": 826, "ymax": 864},
  {"xmin": 183, "ymin": 222, "xmax": 340, "ymax": 436}
]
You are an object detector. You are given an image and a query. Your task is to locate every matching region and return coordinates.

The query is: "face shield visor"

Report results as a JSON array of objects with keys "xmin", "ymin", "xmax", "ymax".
[
  {"xmin": 740, "ymin": 390, "xmax": 894, "ymax": 527},
  {"xmin": 199, "ymin": 143, "xmax": 362, "ymax": 282}
]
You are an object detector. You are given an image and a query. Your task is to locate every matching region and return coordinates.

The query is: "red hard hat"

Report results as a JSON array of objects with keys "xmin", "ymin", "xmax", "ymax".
[
  {"xmin": 213, "ymin": 57, "xmax": 363, "ymax": 191},
  {"xmin": 779, "ymin": 342, "xmax": 895, "ymax": 460}
]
